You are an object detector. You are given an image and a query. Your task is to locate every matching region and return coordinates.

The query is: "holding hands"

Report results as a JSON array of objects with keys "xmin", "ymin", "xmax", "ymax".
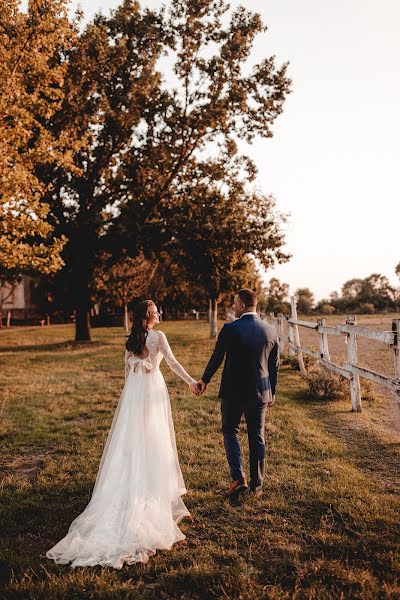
[
  {"xmin": 189, "ymin": 380, "xmax": 207, "ymax": 396},
  {"xmin": 189, "ymin": 382, "xmax": 276, "ymax": 405}
]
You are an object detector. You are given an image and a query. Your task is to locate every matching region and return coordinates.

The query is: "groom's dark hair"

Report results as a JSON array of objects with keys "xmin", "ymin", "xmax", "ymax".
[{"xmin": 237, "ymin": 288, "xmax": 257, "ymax": 308}]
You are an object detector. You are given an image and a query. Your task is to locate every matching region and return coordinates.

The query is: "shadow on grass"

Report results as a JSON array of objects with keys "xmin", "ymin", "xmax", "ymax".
[
  {"xmin": 1, "ymin": 475, "xmax": 399, "ymax": 598},
  {"xmin": 0, "ymin": 341, "xmax": 107, "ymax": 354},
  {"xmin": 294, "ymin": 394, "xmax": 400, "ymax": 490},
  {"xmin": 282, "ymin": 387, "xmax": 307, "ymax": 404}
]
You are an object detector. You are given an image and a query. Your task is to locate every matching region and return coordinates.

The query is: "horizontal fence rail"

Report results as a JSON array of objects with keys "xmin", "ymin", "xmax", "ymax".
[{"xmin": 266, "ymin": 297, "xmax": 400, "ymax": 413}]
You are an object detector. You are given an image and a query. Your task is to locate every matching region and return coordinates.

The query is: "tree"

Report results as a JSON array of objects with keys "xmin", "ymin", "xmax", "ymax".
[
  {"xmin": 0, "ymin": 0, "xmax": 78, "ymax": 274},
  {"xmin": 315, "ymin": 301, "xmax": 335, "ymax": 315},
  {"xmin": 37, "ymin": 1, "xmax": 168, "ymax": 341},
  {"xmin": 359, "ymin": 302, "xmax": 375, "ymax": 314},
  {"xmin": 295, "ymin": 287, "xmax": 314, "ymax": 315},
  {"xmin": 395, "ymin": 263, "xmax": 400, "ymax": 309},
  {"xmin": 163, "ymin": 168, "xmax": 289, "ymax": 336},
  {"xmin": 360, "ymin": 274, "xmax": 395, "ymax": 312},
  {"xmin": 94, "ymin": 253, "xmax": 157, "ymax": 331},
  {"xmin": 145, "ymin": 249, "xmax": 262, "ymax": 324},
  {"xmin": 341, "ymin": 278, "xmax": 363, "ymax": 303},
  {"xmin": 147, "ymin": 252, "xmax": 209, "ymax": 319},
  {"xmin": 37, "ymin": 0, "xmax": 291, "ymax": 341},
  {"xmin": 330, "ymin": 273, "xmax": 397, "ymax": 313},
  {"xmin": 265, "ymin": 277, "xmax": 290, "ymax": 315},
  {"xmin": 341, "ymin": 274, "xmax": 395, "ymax": 312}
]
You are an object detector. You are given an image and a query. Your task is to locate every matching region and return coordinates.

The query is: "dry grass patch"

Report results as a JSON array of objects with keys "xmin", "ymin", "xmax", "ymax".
[{"xmin": 0, "ymin": 322, "xmax": 399, "ymax": 599}]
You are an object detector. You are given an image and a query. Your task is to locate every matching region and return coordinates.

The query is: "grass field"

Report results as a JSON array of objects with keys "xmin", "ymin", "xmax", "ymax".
[{"xmin": 0, "ymin": 322, "xmax": 399, "ymax": 599}]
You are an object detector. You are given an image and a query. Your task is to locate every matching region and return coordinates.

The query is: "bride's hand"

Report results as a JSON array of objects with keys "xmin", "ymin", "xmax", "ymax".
[{"xmin": 189, "ymin": 382, "xmax": 200, "ymax": 396}]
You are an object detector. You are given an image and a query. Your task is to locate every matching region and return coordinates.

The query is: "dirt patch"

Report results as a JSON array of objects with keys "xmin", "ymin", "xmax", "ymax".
[
  {"xmin": 330, "ymin": 423, "xmax": 399, "ymax": 490},
  {"xmin": 62, "ymin": 414, "xmax": 92, "ymax": 423},
  {"xmin": 307, "ymin": 402, "xmax": 400, "ymax": 491},
  {"xmin": 366, "ymin": 389, "xmax": 400, "ymax": 436},
  {"xmin": 0, "ymin": 454, "xmax": 48, "ymax": 481}
]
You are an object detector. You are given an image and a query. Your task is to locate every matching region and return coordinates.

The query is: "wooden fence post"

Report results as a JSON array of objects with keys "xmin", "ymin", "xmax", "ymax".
[
  {"xmin": 268, "ymin": 313, "xmax": 276, "ymax": 331},
  {"xmin": 346, "ymin": 315, "xmax": 362, "ymax": 412},
  {"xmin": 392, "ymin": 318, "xmax": 400, "ymax": 383},
  {"xmin": 277, "ymin": 313, "xmax": 286, "ymax": 355},
  {"xmin": 291, "ymin": 296, "xmax": 306, "ymax": 374},
  {"xmin": 318, "ymin": 318, "xmax": 330, "ymax": 360},
  {"xmin": 288, "ymin": 323, "xmax": 296, "ymax": 356}
]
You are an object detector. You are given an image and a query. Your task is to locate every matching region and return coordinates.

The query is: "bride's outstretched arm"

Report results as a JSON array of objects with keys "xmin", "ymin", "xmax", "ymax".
[{"xmin": 158, "ymin": 331, "xmax": 196, "ymax": 386}]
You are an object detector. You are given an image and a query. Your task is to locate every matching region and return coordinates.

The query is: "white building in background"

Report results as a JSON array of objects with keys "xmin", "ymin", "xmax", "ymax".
[{"xmin": 0, "ymin": 275, "xmax": 38, "ymax": 324}]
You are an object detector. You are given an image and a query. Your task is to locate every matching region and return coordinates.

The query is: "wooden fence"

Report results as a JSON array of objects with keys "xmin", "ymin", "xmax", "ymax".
[{"xmin": 266, "ymin": 297, "xmax": 400, "ymax": 412}]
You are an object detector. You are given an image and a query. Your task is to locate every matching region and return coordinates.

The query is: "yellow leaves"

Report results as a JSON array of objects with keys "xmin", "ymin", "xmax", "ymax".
[
  {"xmin": 0, "ymin": 0, "xmax": 75, "ymax": 274},
  {"xmin": 0, "ymin": 234, "xmax": 67, "ymax": 273},
  {"xmin": 94, "ymin": 253, "xmax": 158, "ymax": 305},
  {"xmin": 0, "ymin": 209, "xmax": 51, "ymax": 238}
]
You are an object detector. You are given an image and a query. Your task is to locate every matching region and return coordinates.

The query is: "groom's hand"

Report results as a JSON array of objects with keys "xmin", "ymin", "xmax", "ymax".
[{"xmin": 196, "ymin": 380, "xmax": 207, "ymax": 395}]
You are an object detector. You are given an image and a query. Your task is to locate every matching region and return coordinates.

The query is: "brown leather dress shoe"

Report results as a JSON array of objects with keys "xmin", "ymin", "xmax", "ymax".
[{"xmin": 226, "ymin": 479, "xmax": 248, "ymax": 499}]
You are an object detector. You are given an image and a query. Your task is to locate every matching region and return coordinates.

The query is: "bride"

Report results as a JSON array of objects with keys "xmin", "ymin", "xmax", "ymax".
[{"xmin": 46, "ymin": 300, "xmax": 198, "ymax": 569}]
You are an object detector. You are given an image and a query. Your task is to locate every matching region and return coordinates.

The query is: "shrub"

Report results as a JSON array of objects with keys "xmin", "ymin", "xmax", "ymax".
[
  {"xmin": 302, "ymin": 364, "xmax": 348, "ymax": 400},
  {"xmin": 302, "ymin": 365, "xmax": 377, "ymax": 404},
  {"xmin": 282, "ymin": 354, "xmax": 312, "ymax": 371},
  {"xmin": 361, "ymin": 379, "xmax": 376, "ymax": 404},
  {"xmin": 359, "ymin": 303, "xmax": 375, "ymax": 314},
  {"xmin": 320, "ymin": 303, "xmax": 335, "ymax": 315}
]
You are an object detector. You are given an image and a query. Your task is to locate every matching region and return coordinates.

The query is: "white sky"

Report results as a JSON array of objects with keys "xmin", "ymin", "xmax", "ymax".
[{"xmin": 23, "ymin": 0, "xmax": 400, "ymax": 300}]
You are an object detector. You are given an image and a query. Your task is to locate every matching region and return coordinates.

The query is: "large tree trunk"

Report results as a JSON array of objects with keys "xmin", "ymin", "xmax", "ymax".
[
  {"xmin": 74, "ymin": 268, "xmax": 92, "ymax": 342},
  {"xmin": 75, "ymin": 301, "xmax": 91, "ymax": 341},
  {"xmin": 124, "ymin": 302, "xmax": 130, "ymax": 333},
  {"xmin": 210, "ymin": 298, "xmax": 218, "ymax": 338},
  {"xmin": 73, "ymin": 223, "xmax": 94, "ymax": 341}
]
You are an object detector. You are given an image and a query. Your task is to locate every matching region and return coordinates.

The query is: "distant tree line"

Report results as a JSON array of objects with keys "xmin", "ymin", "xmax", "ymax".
[{"xmin": 263, "ymin": 266, "xmax": 400, "ymax": 316}]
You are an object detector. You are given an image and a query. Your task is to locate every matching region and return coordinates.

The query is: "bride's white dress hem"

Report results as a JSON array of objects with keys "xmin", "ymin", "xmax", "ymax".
[{"xmin": 46, "ymin": 329, "xmax": 196, "ymax": 569}]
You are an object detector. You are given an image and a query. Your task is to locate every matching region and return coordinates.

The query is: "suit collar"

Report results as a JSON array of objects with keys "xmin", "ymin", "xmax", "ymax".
[{"xmin": 240, "ymin": 312, "xmax": 258, "ymax": 319}]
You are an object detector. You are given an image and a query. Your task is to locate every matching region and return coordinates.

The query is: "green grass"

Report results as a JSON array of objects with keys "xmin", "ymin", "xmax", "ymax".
[{"xmin": 0, "ymin": 322, "xmax": 399, "ymax": 599}]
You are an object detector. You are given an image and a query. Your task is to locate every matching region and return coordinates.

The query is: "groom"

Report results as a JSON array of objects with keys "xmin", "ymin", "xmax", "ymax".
[{"xmin": 196, "ymin": 289, "xmax": 279, "ymax": 500}]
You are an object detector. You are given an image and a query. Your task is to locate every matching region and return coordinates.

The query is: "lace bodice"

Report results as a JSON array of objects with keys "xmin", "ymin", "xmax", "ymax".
[{"xmin": 124, "ymin": 329, "xmax": 195, "ymax": 386}]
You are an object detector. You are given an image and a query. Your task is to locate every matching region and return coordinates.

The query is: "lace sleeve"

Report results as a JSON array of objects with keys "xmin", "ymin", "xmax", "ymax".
[{"xmin": 158, "ymin": 331, "xmax": 196, "ymax": 386}]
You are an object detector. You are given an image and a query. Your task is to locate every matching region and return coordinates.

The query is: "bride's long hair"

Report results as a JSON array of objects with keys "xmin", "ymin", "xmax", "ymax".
[{"xmin": 125, "ymin": 300, "xmax": 155, "ymax": 355}]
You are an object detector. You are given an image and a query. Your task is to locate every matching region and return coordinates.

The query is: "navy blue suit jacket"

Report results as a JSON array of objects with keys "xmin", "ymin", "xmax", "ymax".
[{"xmin": 202, "ymin": 314, "xmax": 280, "ymax": 403}]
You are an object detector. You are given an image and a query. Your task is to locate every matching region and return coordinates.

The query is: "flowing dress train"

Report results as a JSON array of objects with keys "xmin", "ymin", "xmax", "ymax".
[{"xmin": 46, "ymin": 329, "xmax": 196, "ymax": 569}]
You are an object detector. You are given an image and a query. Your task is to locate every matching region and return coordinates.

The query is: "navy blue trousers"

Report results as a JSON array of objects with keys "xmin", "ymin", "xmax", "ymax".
[{"xmin": 221, "ymin": 397, "xmax": 267, "ymax": 492}]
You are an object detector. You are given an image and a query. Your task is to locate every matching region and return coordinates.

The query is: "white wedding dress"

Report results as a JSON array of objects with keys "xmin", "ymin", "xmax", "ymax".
[{"xmin": 46, "ymin": 329, "xmax": 196, "ymax": 569}]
